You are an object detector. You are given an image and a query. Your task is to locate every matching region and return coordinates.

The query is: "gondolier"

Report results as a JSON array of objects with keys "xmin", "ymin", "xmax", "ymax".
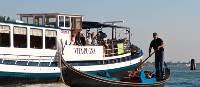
[{"xmin": 149, "ymin": 32, "xmax": 165, "ymax": 81}]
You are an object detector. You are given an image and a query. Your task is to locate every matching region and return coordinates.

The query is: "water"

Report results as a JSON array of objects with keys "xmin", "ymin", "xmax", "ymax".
[
  {"xmin": 3, "ymin": 63, "xmax": 200, "ymax": 87},
  {"xmin": 145, "ymin": 63, "xmax": 200, "ymax": 87},
  {"xmin": 165, "ymin": 63, "xmax": 200, "ymax": 87}
]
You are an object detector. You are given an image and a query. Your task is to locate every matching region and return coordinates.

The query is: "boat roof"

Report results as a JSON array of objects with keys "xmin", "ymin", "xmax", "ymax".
[
  {"xmin": 82, "ymin": 21, "xmax": 129, "ymax": 29},
  {"xmin": 17, "ymin": 13, "xmax": 82, "ymax": 17}
]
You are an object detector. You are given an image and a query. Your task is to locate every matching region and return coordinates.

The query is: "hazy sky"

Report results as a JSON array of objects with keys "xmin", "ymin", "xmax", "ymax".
[{"xmin": 1, "ymin": 0, "xmax": 200, "ymax": 63}]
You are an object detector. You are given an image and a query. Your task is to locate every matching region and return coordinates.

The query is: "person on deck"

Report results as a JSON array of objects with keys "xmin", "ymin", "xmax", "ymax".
[
  {"xmin": 149, "ymin": 32, "xmax": 165, "ymax": 81},
  {"xmin": 80, "ymin": 32, "xmax": 86, "ymax": 46},
  {"xmin": 91, "ymin": 32, "xmax": 98, "ymax": 46},
  {"xmin": 76, "ymin": 31, "xmax": 86, "ymax": 46},
  {"xmin": 70, "ymin": 34, "xmax": 76, "ymax": 45},
  {"xmin": 86, "ymin": 33, "xmax": 92, "ymax": 45},
  {"xmin": 75, "ymin": 32, "xmax": 81, "ymax": 45}
]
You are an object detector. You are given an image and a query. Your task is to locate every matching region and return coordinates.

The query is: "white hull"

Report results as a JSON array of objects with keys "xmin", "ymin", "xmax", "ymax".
[
  {"xmin": 0, "ymin": 64, "xmax": 60, "ymax": 73},
  {"xmin": 0, "ymin": 54, "xmax": 143, "ymax": 75},
  {"xmin": 74, "ymin": 55, "xmax": 143, "ymax": 72}
]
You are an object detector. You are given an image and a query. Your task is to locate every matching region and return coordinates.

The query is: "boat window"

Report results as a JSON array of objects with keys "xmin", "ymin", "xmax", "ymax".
[
  {"xmin": 46, "ymin": 17, "xmax": 57, "ymax": 27},
  {"xmin": 28, "ymin": 62, "xmax": 38, "ymax": 66},
  {"xmin": 39, "ymin": 62, "xmax": 50, "ymax": 67},
  {"xmin": 71, "ymin": 17, "xmax": 82, "ymax": 30},
  {"xmin": 16, "ymin": 61, "xmax": 28, "ymax": 66},
  {"xmin": 110, "ymin": 59, "xmax": 116, "ymax": 64},
  {"xmin": 0, "ymin": 25, "xmax": 10, "ymax": 47},
  {"xmin": 104, "ymin": 60, "xmax": 109, "ymax": 64},
  {"xmin": 122, "ymin": 57, "xmax": 126, "ymax": 62},
  {"xmin": 45, "ymin": 30, "xmax": 57, "ymax": 49},
  {"xmin": 65, "ymin": 17, "xmax": 70, "ymax": 27},
  {"xmin": 59, "ymin": 16, "xmax": 64, "ymax": 27},
  {"xmin": 117, "ymin": 58, "xmax": 121, "ymax": 63},
  {"xmin": 127, "ymin": 56, "xmax": 131, "ymax": 60},
  {"xmin": 3, "ymin": 60, "xmax": 15, "ymax": 65},
  {"xmin": 30, "ymin": 28, "xmax": 43, "ymax": 49},
  {"xmin": 34, "ymin": 16, "xmax": 43, "ymax": 25},
  {"xmin": 28, "ymin": 17, "xmax": 34, "ymax": 24},
  {"xmin": 13, "ymin": 26, "xmax": 27, "ymax": 48},
  {"xmin": 97, "ymin": 60, "xmax": 104, "ymax": 65},
  {"xmin": 21, "ymin": 17, "xmax": 28, "ymax": 23}
]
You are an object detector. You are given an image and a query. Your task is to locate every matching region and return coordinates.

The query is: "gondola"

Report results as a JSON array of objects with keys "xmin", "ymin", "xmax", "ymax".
[{"xmin": 60, "ymin": 57, "xmax": 170, "ymax": 87}]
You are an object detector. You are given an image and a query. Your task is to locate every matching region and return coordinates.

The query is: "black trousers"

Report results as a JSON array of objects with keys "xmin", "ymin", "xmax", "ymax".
[{"xmin": 155, "ymin": 51, "xmax": 164, "ymax": 79}]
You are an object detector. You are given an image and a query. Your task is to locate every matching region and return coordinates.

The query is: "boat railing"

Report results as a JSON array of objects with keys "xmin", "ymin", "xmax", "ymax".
[
  {"xmin": 0, "ymin": 54, "xmax": 55, "ymax": 66},
  {"xmin": 103, "ymin": 39, "xmax": 130, "ymax": 57}
]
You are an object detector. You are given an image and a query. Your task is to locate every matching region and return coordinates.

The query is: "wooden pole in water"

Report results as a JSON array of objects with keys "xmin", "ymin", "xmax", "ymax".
[{"xmin": 190, "ymin": 59, "xmax": 196, "ymax": 70}]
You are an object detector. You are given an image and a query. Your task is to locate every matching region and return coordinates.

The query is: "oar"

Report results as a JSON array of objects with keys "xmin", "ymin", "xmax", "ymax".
[{"xmin": 134, "ymin": 51, "xmax": 155, "ymax": 71}]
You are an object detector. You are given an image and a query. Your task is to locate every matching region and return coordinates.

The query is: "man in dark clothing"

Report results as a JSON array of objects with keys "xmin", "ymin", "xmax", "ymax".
[
  {"xmin": 75, "ymin": 31, "xmax": 86, "ymax": 46},
  {"xmin": 149, "ymin": 32, "xmax": 164, "ymax": 81},
  {"xmin": 75, "ymin": 32, "xmax": 81, "ymax": 45}
]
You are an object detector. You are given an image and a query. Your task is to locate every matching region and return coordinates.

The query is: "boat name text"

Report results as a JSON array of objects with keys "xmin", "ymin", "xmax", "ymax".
[{"xmin": 74, "ymin": 47, "xmax": 96, "ymax": 54}]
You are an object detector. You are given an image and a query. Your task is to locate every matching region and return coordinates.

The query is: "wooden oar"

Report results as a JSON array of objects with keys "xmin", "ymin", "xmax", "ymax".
[{"xmin": 134, "ymin": 51, "xmax": 155, "ymax": 71}]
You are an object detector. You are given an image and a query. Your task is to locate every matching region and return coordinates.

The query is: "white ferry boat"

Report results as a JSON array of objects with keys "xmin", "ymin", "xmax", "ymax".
[{"xmin": 0, "ymin": 13, "xmax": 143, "ymax": 84}]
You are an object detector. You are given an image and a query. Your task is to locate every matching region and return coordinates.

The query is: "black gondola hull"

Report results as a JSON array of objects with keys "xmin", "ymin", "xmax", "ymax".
[{"xmin": 61, "ymin": 61, "xmax": 170, "ymax": 87}]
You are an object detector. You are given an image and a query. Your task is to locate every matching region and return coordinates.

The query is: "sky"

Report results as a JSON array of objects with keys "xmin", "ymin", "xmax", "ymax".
[{"xmin": 0, "ymin": 0, "xmax": 200, "ymax": 63}]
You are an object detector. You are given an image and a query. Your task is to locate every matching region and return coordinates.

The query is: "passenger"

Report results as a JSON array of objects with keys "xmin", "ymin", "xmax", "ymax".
[
  {"xmin": 86, "ymin": 33, "xmax": 92, "ymax": 45},
  {"xmin": 75, "ymin": 32, "xmax": 81, "ymax": 45},
  {"xmin": 128, "ymin": 70, "xmax": 139, "ymax": 78},
  {"xmin": 106, "ymin": 39, "xmax": 112, "ymax": 56},
  {"xmin": 144, "ymin": 71, "xmax": 154, "ymax": 79},
  {"xmin": 70, "ymin": 34, "xmax": 76, "ymax": 45},
  {"xmin": 102, "ymin": 39, "xmax": 109, "ymax": 56},
  {"xmin": 91, "ymin": 32, "xmax": 98, "ymax": 46},
  {"xmin": 80, "ymin": 31, "xmax": 86, "ymax": 46},
  {"xmin": 128, "ymin": 70, "xmax": 140, "ymax": 82},
  {"xmin": 98, "ymin": 31, "xmax": 107, "ymax": 41},
  {"xmin": 96, "ymin": 32, "xmax": 101, "ymax": 45}
]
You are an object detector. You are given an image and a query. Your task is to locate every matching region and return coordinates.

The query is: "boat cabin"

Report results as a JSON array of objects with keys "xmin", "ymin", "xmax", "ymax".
[
  {"xmin": 17, "ymin": 13, "xmax": 82, "ymax": 29},
  {"xmin": 0, "ymin": 12, "xmax": 134, "ymax": 58},
  {"xmin": 0, "ymin": 13, "xmax": 83, "ymax": 50}
]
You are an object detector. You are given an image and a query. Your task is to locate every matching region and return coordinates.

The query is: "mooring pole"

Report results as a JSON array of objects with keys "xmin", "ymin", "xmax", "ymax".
[{"xmin": 190, "ymin": 59, "xmax": 196, "ymax": 70}]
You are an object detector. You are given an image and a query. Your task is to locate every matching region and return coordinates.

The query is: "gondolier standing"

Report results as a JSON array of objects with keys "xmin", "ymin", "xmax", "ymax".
[{"xmin": 149, "ymin": 32, "xmax": 165, "ymax": 81}]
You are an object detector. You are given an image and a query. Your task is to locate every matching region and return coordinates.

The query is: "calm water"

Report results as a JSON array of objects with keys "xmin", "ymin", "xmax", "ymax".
[
  {"xmin": 5, "ymin": 63, "xmax": 200, "ymax": 87},
  {"xmin": 145, "ymin": 63, "xmax": 200, "ymax": 87},
  {"xmin": 165, "ymin": 64, "xmax": 200, "ymax": 87}
]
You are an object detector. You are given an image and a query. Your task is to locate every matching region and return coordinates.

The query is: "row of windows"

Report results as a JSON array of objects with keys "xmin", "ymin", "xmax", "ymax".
[
  {"xmin": 0, "ymin": 59, "xmax": 57, "ymax": 67},
  {"xmin": 58, "ymin": 16, "xmax": 82, "ymax": 29},
  {"xmin": 68, "ymin": 55, "xmax": 138, "ymax": 66},
  {"xmin": 0, "ymin": 56, "xmax": 135, "ymax": 67},
  {"xmin": 0, "ymin": 52, "xmax": 142, "ymax": 67},
  {"xmin": 0, "ymin": 25, "xmax": 57, "ymax": 49}
]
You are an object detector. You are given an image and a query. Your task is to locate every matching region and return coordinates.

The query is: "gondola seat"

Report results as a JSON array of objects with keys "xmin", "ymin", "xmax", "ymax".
[{"xmin": 140, "ymin": 70, "xmax": 156, "ymax": 83}]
